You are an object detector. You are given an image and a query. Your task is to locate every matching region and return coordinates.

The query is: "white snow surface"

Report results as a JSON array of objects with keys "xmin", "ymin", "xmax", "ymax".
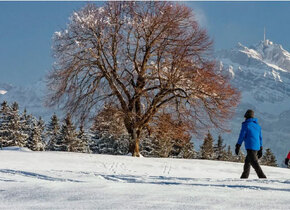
[
  {"xmin": 0, "ymin": 149, "xmax": 290, "ymax": 210},
  {"xmin": 1, "ymin": 146, "xmax": 31, "ymax": 152}
]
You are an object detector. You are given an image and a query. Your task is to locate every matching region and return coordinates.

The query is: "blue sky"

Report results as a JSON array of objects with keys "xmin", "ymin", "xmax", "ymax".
[
  {"xmin": 189, "ymin": 2, "xmax": 290, "ymax": 50},
  {"xmin": 1, "ymin": 1, "xmax": 290, "ymax": 85}
]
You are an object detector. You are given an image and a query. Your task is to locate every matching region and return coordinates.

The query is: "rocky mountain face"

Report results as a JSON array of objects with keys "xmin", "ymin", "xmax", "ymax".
[
  {"xmin": 216, "ymin": 39, "xmax": 290, "ymax": 165},
  {"xmin": 1, "ymin": 39, "xmax": 290, "ymax": 165}
]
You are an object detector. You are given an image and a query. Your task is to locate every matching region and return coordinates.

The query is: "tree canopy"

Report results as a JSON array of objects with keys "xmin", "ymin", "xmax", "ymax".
[{"xmin": 47, "ymin": 2, "xmax": 240, "ymax": 156}]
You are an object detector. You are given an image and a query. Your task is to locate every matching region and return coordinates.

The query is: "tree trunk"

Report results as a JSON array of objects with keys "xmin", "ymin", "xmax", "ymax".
[
  {"xmin": 133, "ymin": 137, "xmax": 140, "ymax": 157},
  {"xmin": 131, "ymin": 128, "xmax": 141, "ymax": 157},
  {"xmin": 124, "ymin": 116, "xmax": 141, "ymax": 157}
]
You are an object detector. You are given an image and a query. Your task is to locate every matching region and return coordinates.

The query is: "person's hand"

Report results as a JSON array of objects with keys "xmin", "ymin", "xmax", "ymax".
[
  {"xmin": 235, "ymin": 144, "xmax": 241, "ymax": 155},
  {"xmin": 285, "ymin": 158, "xmax": 289, "ymax": 166},
  {"xmin": 257, "ymin": 146, "xmax": 263, "ymax": 159}
]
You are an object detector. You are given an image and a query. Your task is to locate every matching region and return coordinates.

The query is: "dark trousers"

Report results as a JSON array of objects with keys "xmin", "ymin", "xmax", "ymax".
[{"xmin": 241, "ymin": 150, "xmax": 267, "ymax": 179}]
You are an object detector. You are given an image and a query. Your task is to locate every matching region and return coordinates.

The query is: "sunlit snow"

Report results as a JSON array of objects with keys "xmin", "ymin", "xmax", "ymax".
[{"xmin": 0, "ymin": 148, "xmax": 289, "ymax": 209}]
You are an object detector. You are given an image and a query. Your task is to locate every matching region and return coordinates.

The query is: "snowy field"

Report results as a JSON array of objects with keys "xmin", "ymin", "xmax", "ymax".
[{"xmin": 0, "ymin": 147, "xmax": 290, "ymax": 210}]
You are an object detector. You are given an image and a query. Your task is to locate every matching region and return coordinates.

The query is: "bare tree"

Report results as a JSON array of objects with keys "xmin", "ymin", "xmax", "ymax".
[{"xmin": 47, "ymin": 2, "xmax": 240, "ymax": 156}]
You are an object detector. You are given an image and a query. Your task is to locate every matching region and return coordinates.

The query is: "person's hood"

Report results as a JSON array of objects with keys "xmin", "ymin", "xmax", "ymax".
[{"xmin": 244, "ymin": 118, "xmax": 258, "ymax": 124}]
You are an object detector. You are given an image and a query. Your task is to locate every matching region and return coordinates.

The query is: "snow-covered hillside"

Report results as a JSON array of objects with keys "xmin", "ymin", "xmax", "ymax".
[
  {"xmin": 0, "ymin": 149, "xmax": 289, "ymax": 209},
  {"xmin": 216, "ymin": 39, "xmax": 290, "ymax": 165}
]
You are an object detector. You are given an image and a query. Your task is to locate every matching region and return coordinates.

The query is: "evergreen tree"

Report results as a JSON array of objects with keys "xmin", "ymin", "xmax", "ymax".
[
  {"xmin": 0, "ymin": 101, "xmax": 9, "ymax": 114},
  {"xmin": 57, "ymin": 114, "xmax": 79, "ymax": 152},
  {"xmin": 75, "ymin": 125, "xmax": 91, "ymax": 153},
  {"xmin": 175, "ymin": 141, "xmax": 196, "ymax": 159},
  {"xmin": 200, "ymin": 131, "xmax": 214, "ymax": 160},
  {"xmin": 89, "ymin": 105, "xmax": 130, "ymax": 155},
  {"xmin": 0, "ymin": 102, "xmax": 27, "ymax": 147},
  {"xmin": 140, "ymin": 136, "xmax": 158, "ymax": 157},
  {"xmin": 237, "ymin": 151, "xmax": 246, "ymax": 163},
  {"xmin": 90, "ymin": 131, "xmax": 130, "ymax": 155},
  {"xmin": 139, "ymin": 135, "xmax": 196, "ymax": 159},
  {"xmin": 152, "ymin": 137, "xmax": 173, "ymax": 158},
  {"xmin": 21, "ymin": 110, "xmax": 35, "ymax": 146},
  {"xmin": 9, "ymin": 102, "xmax": 28, "ymax": 147},
  {"xmin": 0, "ymin": 101, "xmax": 11, "ymax": 147},
  {"xmin": 38, "ymin": 117, "xmax": 46, "ymax": 143},
  {"xmin": 26, "ymin": 119, "xmax": 45, "ymax": 151},
  {"xmin": 46, "ymin": 114, "xmax": 60, "ymax": 151},
  {"xmin": 140, "ymin": 136, "xmax": 172, "ymax": 158},
  {"xmin": 225, "ymin": 145, "xmax": 234, "ymax": 161},
  {"xmin": 214, "ymin": 135, "xmax": 226, "ymax": 160},
  {"xmin": 261, "ymin": 148, "xmax": 278, "ymax": 167},
  {"xmin": 23, "ymin": 108, "xmax": 27, "ymax": 120}
]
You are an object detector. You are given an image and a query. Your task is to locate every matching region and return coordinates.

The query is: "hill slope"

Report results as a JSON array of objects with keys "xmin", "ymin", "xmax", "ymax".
[{"xmin": 0, "ymin": 149, "xmax": 289, "ymax": 209}]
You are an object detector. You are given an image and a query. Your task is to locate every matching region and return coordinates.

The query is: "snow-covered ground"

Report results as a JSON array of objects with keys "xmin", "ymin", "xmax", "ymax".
[{"xmin": 0, "ymin": 148, "xmax": 290, "ymax": 210}]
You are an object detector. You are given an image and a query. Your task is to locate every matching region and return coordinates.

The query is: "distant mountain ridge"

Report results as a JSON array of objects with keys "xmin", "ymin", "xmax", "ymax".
[{"xmin": 0, "ymin": 80, "xmax": 59, "ymax": 120}]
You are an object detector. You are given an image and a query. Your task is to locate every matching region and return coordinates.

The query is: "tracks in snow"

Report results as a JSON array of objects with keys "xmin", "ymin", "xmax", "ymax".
[{"xmin": 162, "ymin": 162, "xmax": 172, "ymax": 175}]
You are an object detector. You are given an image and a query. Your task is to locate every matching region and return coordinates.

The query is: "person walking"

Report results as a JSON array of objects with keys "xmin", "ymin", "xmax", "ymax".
[
  {"xmin": 235, "ymin": 109, "xmax": 267, "ymax": 179},
  {"xmin": 285, "ymin": 151, "xmax": 290, "ymax": 167}
]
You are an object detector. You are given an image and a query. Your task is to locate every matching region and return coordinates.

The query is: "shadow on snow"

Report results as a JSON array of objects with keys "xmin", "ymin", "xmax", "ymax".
[
  {"xmin": 98, "ymin": 174, "xmax": 290, "ymax": 192},
  {"xmin": 0, "ymin": 169, "xmax": 82, "ymax": 183}
]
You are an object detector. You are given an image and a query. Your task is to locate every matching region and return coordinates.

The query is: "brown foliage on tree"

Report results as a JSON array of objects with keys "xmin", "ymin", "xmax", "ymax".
[
  {"xmin": 148, "ymin": 113, "xmax": 192, "ymax": 157},
  {"xmin": 47, "ymin": 2, "xmax": 240, "ymax": 156},
  {"xmin": 149, "ymin": 113, "xmax": 190, "ymax": 144}
]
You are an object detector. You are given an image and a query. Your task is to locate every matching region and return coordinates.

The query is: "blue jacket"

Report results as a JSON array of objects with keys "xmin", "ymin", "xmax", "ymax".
[{"xmin": 237, "ymin": 118, "xmax": 262, "ymax": 151}]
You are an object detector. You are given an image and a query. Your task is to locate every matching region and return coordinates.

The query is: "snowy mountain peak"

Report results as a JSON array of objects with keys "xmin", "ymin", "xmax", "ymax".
[
  {"xmin": 217, "ymin": 39, "xmax": 290, "ymax": 100},
  {"xmin": 218, "ymin": 39, "xmax": 290, "ymax": 73}
]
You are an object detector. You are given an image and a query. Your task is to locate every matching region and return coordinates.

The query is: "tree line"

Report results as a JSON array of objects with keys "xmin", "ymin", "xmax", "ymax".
[
  {"xmin": 0, "ymin": 101, "xmax": 277, "ymax": 167},
  {"xmin": 0, "ymin": 101, "xmax": 89, "ymax": 152}
]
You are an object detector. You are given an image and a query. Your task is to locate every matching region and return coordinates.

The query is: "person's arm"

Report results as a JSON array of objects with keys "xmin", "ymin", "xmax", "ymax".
[
  {"xmin": 237, "ymin": 123, "xmax": 246, "ymax": 146},
  {"xmin": 236, "ymin": 123, "xmax": 246, "ymax": 155},
  {"xmin": 256, "ymin": 128, "xmax": 264, "ymax": 159},
  {"xmin": 259, "ymin": 129, "xmax": 263, "ymax": 148},
  {"xmin": 287, "ymin": 151, "xmax": 290, "ymax": 159}
]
